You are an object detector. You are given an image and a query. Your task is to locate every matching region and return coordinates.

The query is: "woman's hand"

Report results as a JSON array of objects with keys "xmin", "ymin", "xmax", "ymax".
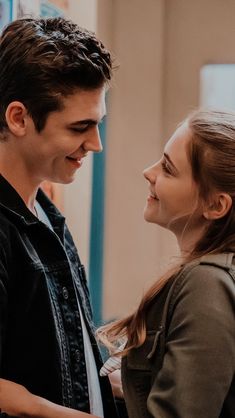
[{"xmin": 108, "ymin": 370, "xmax": 123, "ymax": 399}]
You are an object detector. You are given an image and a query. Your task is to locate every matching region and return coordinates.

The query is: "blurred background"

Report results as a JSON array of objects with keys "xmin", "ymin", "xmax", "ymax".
[{"xmin": 2, "ymin": 0, "xmax": 235, "ymax": 324}]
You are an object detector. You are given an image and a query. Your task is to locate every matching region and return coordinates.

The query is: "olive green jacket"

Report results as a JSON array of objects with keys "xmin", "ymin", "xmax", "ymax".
[{"xmin": 122, "ymin": 253, "xmax": 235, "ymax": 418}]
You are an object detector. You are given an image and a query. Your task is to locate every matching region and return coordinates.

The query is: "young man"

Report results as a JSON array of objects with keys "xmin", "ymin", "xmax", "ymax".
[{"xmin": 0, "ymin": 17, "xmax": 118, "ymax": 418}]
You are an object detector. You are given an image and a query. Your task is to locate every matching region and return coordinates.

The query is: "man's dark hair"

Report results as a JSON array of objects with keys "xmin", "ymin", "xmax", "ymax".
[{"xmin": 0, "ymin": 17, "xmax": 113, "ymax": 132}]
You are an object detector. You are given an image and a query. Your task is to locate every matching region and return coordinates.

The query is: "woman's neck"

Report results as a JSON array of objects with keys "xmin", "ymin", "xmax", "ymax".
[{"xmin": 176, "ymin": 223, "xmax": 208, "ymax": 256}]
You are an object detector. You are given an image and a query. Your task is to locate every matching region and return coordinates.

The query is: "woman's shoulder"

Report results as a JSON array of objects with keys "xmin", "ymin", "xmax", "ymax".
[{"xmin": 172, "ymin": 252, "xmax": 235, "ymax": 306}]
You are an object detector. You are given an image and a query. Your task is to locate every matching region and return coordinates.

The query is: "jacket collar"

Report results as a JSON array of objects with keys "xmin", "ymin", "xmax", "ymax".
[{"xmin": 0, "ymin": 174, "xmax": 64, "ymax": 227}]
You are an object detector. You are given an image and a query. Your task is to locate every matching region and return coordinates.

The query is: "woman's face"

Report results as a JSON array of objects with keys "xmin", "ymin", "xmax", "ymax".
[{"xmin": 143, "ymin": 122, "xmax": 203, "ymax": 237}]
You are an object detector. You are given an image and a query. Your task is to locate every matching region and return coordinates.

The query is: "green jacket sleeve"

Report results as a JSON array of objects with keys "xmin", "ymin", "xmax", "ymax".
[{"xmin": 147, "ymin": 264, "xmax": 235, "ymax": 417}]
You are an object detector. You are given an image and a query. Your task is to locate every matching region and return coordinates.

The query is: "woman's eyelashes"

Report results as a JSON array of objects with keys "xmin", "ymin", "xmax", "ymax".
[{"xmin": 161, "ymin": 159, "xmax": 172, "ymax": 175}]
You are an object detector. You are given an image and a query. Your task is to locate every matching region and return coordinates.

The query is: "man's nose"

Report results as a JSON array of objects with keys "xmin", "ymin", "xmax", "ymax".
[{"xmin": 85, "ymin": 126, "xmax": 103, "ymax": 153}]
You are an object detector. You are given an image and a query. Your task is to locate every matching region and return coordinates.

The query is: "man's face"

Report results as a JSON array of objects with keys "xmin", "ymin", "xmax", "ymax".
[{"xmin": 23, "ymin": 86, "xmax": 106, "ymax": 184}]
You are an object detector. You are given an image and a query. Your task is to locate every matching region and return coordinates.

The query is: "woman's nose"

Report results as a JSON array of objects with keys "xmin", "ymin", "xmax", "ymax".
[{"xmin": 143, "ymin": 164, "xmax": 157, "ymax": 183}]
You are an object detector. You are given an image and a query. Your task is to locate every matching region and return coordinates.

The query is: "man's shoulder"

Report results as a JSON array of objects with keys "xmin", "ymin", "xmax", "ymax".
[
  {"xmin": 0, "ymin": 205, "xmax": 15, "ymax": 232},
  {"xmin": 0, "ymin": 204, "xmax": 26, "ymax": 248}
]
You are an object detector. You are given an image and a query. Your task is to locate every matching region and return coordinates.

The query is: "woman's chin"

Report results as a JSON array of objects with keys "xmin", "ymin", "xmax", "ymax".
[{"xmin": 143, "ymin": 212, "xmax": 159, "ymax": 224}]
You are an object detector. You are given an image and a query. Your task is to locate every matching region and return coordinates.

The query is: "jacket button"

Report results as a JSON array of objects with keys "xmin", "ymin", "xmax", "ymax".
[
  {"xmin": 62, "ymin": 287, "xmax": 69, "ymax": 300},
  {"xmin": 74, "ymin": 349, "xmax": 81, "ymax": 362}
]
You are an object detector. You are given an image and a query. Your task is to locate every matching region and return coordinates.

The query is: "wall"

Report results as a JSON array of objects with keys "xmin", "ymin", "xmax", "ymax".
[
  {"xmin": 163, "ymin": 0, "xmax": 235, "ymax": 138},
  {"xmin": 99, "ymin": 0, "xmax": 166, "ymax": 320}
]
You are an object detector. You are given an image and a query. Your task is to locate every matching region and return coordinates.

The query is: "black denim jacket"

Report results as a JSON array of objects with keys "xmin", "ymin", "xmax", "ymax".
[{"xmin": 0, "ymin": 175, "xmax": 117, "ymax": 417}]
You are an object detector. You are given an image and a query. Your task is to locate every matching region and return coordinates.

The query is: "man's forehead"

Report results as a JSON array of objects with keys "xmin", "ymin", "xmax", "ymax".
[{"xmin": 56, "ymin": 88, "xmax": 106, "ymax": 120}]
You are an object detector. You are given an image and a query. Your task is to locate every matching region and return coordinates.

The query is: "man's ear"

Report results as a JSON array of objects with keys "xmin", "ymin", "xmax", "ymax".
[
  {"xmin": 5, "ymin": 101, "xmax": 28, "ymax": 137},
  {"xmin": 203, "ymin": 193, "xmax": 232, "ymax": 220}
]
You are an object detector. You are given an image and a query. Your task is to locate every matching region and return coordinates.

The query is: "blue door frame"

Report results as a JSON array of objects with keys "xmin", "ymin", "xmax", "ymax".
[{"xmin": 88, "ymin": 119, "xmax": 106, "ymax": 325}]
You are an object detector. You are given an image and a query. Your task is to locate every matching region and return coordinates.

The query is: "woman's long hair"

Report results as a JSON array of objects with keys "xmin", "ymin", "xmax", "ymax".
[{"xmin": 97, "ymin": 109, "xmax": 235, "ymax": 356}]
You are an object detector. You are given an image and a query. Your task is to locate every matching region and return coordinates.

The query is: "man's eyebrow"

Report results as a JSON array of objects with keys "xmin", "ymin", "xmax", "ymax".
[
  {"xmin": 69, "ymin": 115, "xmax": 106, "ymax": 126},
  {"xmin": 163, "ymin": 152, "xmax": 179, "ymax": 173},
  {"xmin": 69, "ymin": 119, "xmax": 97, "ymax": 126}
]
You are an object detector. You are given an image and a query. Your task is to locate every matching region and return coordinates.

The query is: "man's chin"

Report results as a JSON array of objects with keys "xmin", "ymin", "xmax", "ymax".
[{"xmin": 56, "ymin": 174, "xmax": 77, "ymax": 185}]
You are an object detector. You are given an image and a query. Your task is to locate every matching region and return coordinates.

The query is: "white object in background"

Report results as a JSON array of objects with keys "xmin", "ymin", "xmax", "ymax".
[
  {"xmin": 200, "ymin": 64, "xmax": 235, "ymax": 111},
  {"xmin": 12, "ymin": 0, "xmax": 40, "ymax": 19}
]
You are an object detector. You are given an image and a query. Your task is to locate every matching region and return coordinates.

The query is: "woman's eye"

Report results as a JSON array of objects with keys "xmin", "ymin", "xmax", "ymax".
[{"xmin": 161, "ymin": 161, "xmax": 171, "ymax": 174}]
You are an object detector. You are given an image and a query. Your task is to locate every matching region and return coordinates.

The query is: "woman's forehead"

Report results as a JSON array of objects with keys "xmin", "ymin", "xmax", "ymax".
[{"xmin": 164, "ymin": 123, "xmax": 192, "ymax": 170}]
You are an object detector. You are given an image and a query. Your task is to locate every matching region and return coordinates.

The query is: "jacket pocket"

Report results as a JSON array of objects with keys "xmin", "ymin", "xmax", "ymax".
[{"xmin": 126, "ymin": 326, "xmax": 164, "ymax": 370}]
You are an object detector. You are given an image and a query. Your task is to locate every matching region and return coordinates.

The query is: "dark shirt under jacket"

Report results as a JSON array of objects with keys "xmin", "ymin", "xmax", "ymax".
[{"xmin": 0, "ymin": 174, "xmax": 117, "ymax": 417}]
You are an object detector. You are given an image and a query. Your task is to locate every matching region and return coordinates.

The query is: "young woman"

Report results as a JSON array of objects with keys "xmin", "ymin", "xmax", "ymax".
[{"xmin": 98, "ymin": 109, "xmax": 235, "ymax": 418}]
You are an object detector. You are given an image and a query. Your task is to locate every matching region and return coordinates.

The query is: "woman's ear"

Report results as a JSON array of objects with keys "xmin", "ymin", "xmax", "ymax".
[
  {"xmin": 5, "ymin": 101, "xmax": 28, "ymax": 137},
  {"xmin": 203, "ymin": 193, "xmax": 232, "ymax": 220}
]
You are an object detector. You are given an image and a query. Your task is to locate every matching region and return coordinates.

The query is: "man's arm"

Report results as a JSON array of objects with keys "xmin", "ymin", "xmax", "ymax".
[
  {"xmin": 0, "ymin": 231, "xmax": 99, "ymax": 418},
  {"xmin": 0, "ymin": 379, "xmax": 99, "ymax": 418}
]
